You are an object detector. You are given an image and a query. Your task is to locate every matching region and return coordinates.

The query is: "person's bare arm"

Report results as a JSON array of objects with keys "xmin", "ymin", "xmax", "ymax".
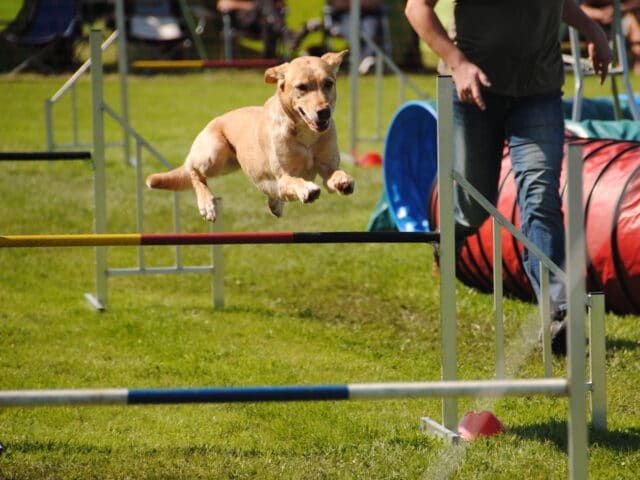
[
  {"xmin": 582, "ymin": 3, "xmax": 614, "ymax": 25},
  {"xmin": 564, "ymin": 0, "xmax": 613, "ymax": 83},
  {"xmin": 621, "ymin": 0, "xmax": 640, "ymax": 12},
  {"xmin": 404, "ymin": 0, "xmax": 491, "ymax": 109}
]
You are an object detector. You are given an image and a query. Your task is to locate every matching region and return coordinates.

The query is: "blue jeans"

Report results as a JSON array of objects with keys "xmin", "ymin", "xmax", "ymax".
[
  {"xmin": 338, "ymin": 13, "xmax": 381, "ymax": 59},
  {"xmin": 452, "ymin": 87, "xmax": 567, "ymax": 314}
]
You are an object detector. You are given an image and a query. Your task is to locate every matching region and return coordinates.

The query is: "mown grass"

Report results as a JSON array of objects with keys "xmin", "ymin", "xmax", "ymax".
[{"xmin": 0, "ymin": 64, "xmax": 639, "ymax": 479}]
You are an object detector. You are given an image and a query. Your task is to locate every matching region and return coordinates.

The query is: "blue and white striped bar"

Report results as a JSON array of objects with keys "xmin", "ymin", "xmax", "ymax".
[{"xmin": 0, "ymin": 379, "xmax": 568, "ymax": 407}]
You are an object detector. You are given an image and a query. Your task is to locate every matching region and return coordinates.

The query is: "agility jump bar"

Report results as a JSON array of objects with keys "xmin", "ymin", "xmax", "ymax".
[
  {"xmin": 131, "ymin": 58, "xmax": 279, "ymax": 70},
  {"xmin": 0, "ymin": 151, "xmax": 91, "ymax": 161},
  {"xmin": 0, "ymin": 379, "xmax": 567, "ymax": 407},
  {"xmin": 0, "ymin": 231, "xmax": 439, "ymax": 248}
]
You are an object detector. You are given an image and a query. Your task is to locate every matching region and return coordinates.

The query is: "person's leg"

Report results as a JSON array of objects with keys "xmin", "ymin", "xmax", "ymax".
[
  {"xmin": 360, "ymin": 15, "xmax": 379, "ymax": 58},
  {"xmin": 432, "ymin": 86, "xmax": 505, "ymax": 270},
  {"xmin": 337, "ymin": 11, "xmax": 351, "ymax": 44},
  {"xmin": 506, "ymin": 89, "xmax": 567, "ymax": 320},
  {"xmin": 452, "ymin": 87, "xmax": 507, "ymax": 243},
  {"xmin": 624, "ymin": 11, "xmax": 640, "ymax": 73}
]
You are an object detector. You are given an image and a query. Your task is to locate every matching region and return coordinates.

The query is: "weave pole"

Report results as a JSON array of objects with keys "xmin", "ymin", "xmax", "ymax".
[
  {"xmin": 0, "ymin": 231, "xmax": 439, "ymax": 248},
  {"xmin": 0, "ymin": 379, "xmax": 567, "ymax": 407}
]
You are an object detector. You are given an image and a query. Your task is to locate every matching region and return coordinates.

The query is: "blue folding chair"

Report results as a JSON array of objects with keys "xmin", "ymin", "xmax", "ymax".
[{"xmin": 2, "ymin": 0, "xmax": 80, "ymax": 73}]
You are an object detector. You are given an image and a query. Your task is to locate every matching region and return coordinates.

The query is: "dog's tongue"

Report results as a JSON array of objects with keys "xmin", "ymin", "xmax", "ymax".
[
  {"xmin": 315, "ymin": 120, "xmax": 329, "ymax": 132},
  {"xmin": 299, "ymin": 108, "xmax": 329, "ymax": 132}
]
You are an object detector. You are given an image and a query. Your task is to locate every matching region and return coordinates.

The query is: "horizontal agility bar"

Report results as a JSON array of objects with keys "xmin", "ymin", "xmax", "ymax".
[
  {"xmin": 0, "ymin": 151, "xmax": 92, "ymax": 161},
  {"xmin": 131, "ymin": 58, "xmax": 279, "ymax": 70},
  {"xmin": 0, "ymin": 379, "xmax": 568, "ymax": 407},
  {"xmin": 0, "ymin": 231, "xmax": 439, "ymax": 248}
]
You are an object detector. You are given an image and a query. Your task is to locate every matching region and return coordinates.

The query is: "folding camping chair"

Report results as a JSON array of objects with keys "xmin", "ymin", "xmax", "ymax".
[
  {"xmin": 126, "ymin": 0, "xmax": 189, "ymax": 59},
  {"xmin": 322, "ymin": 0, "xmax": 392, "ymax": 73},
  {"xmin": 566, "ymin": 0, "xmax": 639, "ymax": 120},
  {"xmin": 1, "ymin": 0, "xmax": 81, "ymax": 73},
  {"xmin": 216, "ymin": 0, "xmax": 289, "ymax": 60}
]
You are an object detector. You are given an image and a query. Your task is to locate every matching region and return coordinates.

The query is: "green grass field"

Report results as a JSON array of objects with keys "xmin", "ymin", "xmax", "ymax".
[{"xmin": 1, "ymin": 7, "xmax": 640, "ymax": 478}]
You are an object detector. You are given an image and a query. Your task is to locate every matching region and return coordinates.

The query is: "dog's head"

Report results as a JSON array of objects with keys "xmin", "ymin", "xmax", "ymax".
[{"xmin": 264, "ymin": 50, "xmax": 348, "ymax": 133}]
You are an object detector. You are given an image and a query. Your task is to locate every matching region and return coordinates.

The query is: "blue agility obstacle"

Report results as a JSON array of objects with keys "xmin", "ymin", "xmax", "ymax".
[{"xmin": 383, "ymin": 101, "xmax": 438, "ymax": 232}]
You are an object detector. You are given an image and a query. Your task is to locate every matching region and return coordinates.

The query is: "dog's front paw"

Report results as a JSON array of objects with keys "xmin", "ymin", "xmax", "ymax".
[
  {"xmin": 328, "ymin": 171, "xmax": 355, "ymax": 195},
  {"xmin": 198, "ymin": 196, "xmax": 217, "ymax": 222},
  {"xmin": 300, "ymin": 182, "xmax": 321, "ymax": 204}
]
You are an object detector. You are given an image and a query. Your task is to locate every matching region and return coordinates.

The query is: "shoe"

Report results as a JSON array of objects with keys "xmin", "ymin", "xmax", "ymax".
[
  {"xmin": 358, "ymin": 56, "xmax": 375, "ymax": 75},
  {"xmin": 539, "ymin": 309, "xmax": 567, "ymax": 356},
  {"xmin": 549, "ymin": 318, "xmax": 567, "ymax": 356}
]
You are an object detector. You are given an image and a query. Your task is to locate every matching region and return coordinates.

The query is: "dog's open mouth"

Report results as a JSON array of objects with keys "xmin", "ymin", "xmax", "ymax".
[{"xmin": 299, "ymin": 108, "xmax": 330, "ymax": 132}]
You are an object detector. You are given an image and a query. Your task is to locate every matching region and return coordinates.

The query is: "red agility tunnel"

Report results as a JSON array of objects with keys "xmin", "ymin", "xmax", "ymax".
[{"xmin": 429, "ymin": 136, "xmax": 640, "ymax": 315}]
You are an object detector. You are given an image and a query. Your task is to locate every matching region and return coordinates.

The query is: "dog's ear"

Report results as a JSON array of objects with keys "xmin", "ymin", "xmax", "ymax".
[
  {"xmin": 321, "ymin": 49, "xmax": 349, "ymax": 73},
  {"xmin": 265, "ymin": 62, "xmax": 288, "ymax": 84}
]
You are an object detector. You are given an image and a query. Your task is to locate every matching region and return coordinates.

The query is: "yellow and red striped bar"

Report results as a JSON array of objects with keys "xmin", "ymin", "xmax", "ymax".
[{"xmin": 131, "ymin": 59, "xmax": 279, "ymax": 70}]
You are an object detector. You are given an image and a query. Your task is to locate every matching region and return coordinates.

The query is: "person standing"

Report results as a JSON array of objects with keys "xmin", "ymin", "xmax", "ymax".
[
  {"xmin": 404, "ymin": 0, "xmax": 612, "ymax": 355},
  {"xmin": 581, "ymin": 0, "xmax": 640, "ymax": 73},
  {"xmin": 328, "ymin": 0, "xmax": 390, "ymax": 73}
]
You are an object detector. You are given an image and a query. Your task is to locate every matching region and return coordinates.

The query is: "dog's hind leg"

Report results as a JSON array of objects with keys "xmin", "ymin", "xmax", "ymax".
[
  {"xmin": 189, "ymin": 168, "xmax": 218, "ymax": 222},
  {"xmin": 267, "ymin": 197, "xmax": 284, "ymax": 217},
  {"xmin": 185, "ymin": 122, "xmax": 237, "ymax": 222}
]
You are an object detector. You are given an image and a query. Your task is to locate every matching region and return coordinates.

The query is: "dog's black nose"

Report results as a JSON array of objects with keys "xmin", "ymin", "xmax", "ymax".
[{"xmin": 316, "ymin": 108, "xmax": 331, "ymax": 123}]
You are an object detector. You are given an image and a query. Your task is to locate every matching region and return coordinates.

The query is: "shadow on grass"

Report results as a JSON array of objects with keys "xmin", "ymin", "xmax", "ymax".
[
  {"xmin": 217, "ymin": 303, "xmax": 320, "ymax": 321},
  {"xmin": 509, "ymin": 420, "xmax": 640, "ymax": 453},
  {"xmin": 607, "ymin": 337, "xmax": 640, "ymax": 352},
  {"xmin": 0, "ymin": 439, "xmax": 113, "ymax": 456}
]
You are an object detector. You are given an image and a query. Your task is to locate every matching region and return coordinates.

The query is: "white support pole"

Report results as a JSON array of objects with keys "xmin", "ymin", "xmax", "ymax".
[
  {"xmin": 588, "ymin": 292, "xmax": 607, "ymax": 431},
  {"xmin": 89, "ymin": 29, "xmax": 108, "ymax": 310},
  {"xmin": 492, "ymin": 217, "xmax": 504, "ymax": 378},
  {"xmin": 436, "ymin": 76, "xmax": 457, "ymax": 431},
  {"xmin": 348, "ymin": 0, "xmax": 360, "ymax": 159},
  {"xmin": 566, "ymin": 144, "xmax": 588, "ymax": 480},
  {"xmin": 612, "ymin": 0, "xmax": 639, "ymax": 120},
  {"xmin": 540, "ymin": 264, "xmax": 552, "ymax": 377},
  {"xmin": 115, "ymin": 0, "xmax": 131, "ymax": 164},
  {"xmin": 569, "ymin": 27, "xmax": 584, "ymax": 121},
  {"xmin": 212, "ymin": 199, "xmax": 225, "ymax": 308},
  {"xmin": 44, "ymin": 99, "xmax": 54, "ymax": 150}
]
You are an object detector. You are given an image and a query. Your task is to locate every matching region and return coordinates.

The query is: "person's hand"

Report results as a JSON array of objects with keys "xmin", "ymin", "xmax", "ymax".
[
  {"xmin": 451, "ymin": 60, "xmax": 492, "ymax": 110},
  {"xmin": 587, "ymin": 27, "xmax": 613, "ymax": 84}
]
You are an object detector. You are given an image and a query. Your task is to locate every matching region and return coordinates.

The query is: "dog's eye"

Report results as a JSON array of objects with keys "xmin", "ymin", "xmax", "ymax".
[
  {"xmin": 323, "ymin": 80, "xmax": 334, "ymax": 90},
  {"xmin": 295, "ymin": 83, "xmax": 309, "ymax": 92}
]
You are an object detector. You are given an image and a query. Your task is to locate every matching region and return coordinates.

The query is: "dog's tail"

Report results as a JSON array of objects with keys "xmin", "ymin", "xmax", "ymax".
[{"xmin": 146, "ymin": 166, "xmax": 192, "ymax": 191}]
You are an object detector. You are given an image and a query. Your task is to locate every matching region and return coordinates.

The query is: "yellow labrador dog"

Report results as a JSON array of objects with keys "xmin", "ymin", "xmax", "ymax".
[{"xmin": 146, "ymin": 50, "xmax": 354, "ymax": 222}]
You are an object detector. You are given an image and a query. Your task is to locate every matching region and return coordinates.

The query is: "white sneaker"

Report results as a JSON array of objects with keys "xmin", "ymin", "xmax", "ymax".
[{"xmin": 358, "ymin": 55, "xmax": 376, "ymax": 75}]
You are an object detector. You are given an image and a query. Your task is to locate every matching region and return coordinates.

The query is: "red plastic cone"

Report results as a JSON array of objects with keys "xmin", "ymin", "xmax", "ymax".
[
  {"xmin": 457, "ymin": 410, "xmax": 506, "ymax": 440},
  {"xmin": 358, "ymin": 151, "xmax": 382, "ymax": 167}
]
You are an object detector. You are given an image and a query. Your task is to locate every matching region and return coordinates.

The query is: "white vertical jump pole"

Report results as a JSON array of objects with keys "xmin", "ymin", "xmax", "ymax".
[
  {"xmin": 431, "ymin": 78, "xmax": 595, "ymax": 478},
  {"xmin": 492, "ymin": 217, "xmax": 504, "ymax": 378},
  {"xmin": 540, "ymin": 265, "xmax": 553, "ymax": 376},
  {"xmin": 212, "ymin": 200, "xmax": 225, "ymax": 307},
  {"xmin": 89, "ymin": 29, "xmax": 108, "ymax": 310},
  {"xmin": 589, "ymin": 291, "xmax": 606, "ymax": 431},
  {"xmin": 348, "ymin": 0, "xmax": 360, "ymax": 159},
  {"xmin": 566, "ymin": 143, "xmax": 588, "ymax": 479},
  {"xmin": 85, "ymin": 28, "xmax": 223, "ymax": 309},
  {"xmin": 115, "ymin": 0, "xmax": 131, "ymax": 164},
  {"xmin": 436, "ymin": 76, "xmax": 458, "ymax": 432}
]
